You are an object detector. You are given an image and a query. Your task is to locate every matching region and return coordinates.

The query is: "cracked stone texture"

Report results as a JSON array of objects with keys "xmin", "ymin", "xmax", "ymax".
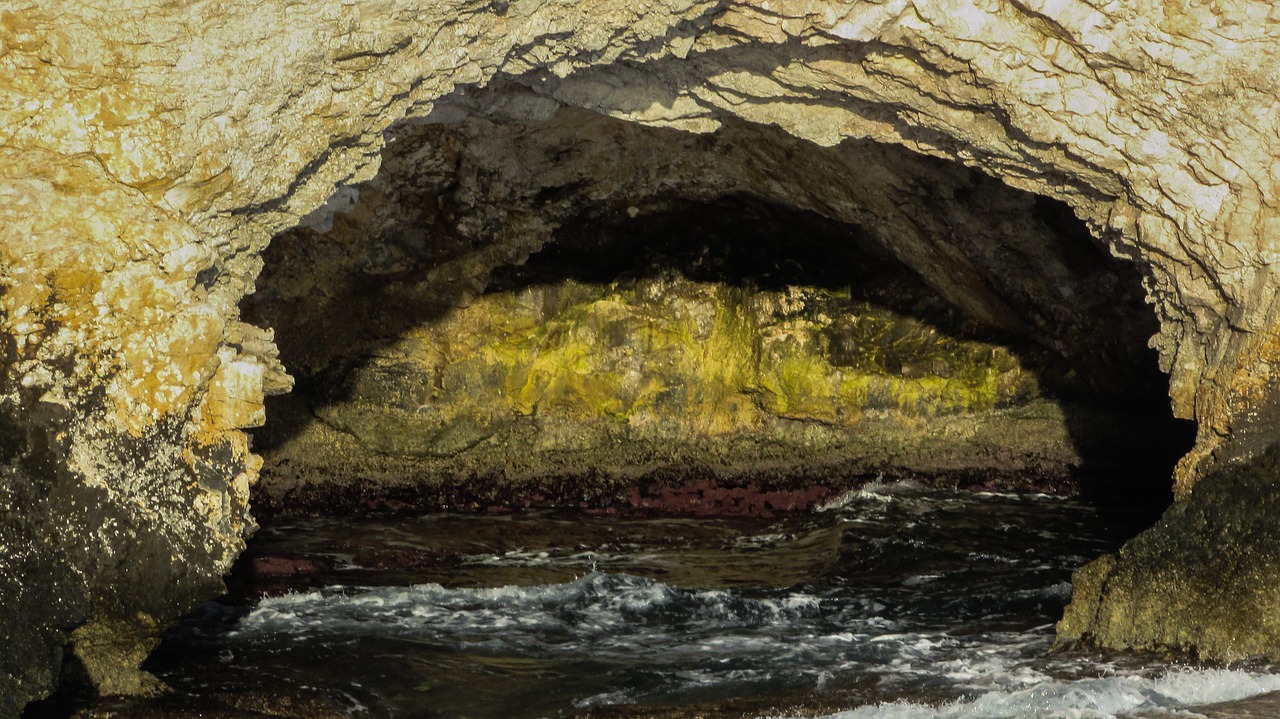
[{"xmin": 3, "ymin": 0, "xmax": 1280, "ymax": 712}]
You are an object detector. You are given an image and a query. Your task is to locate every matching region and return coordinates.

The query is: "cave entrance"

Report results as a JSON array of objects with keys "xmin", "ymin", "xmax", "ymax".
[
  {"xmin": 106, "ymin": 108, "xmax": 1203, "ymax": 718},
  {"xmin": 241, "ymin": 109, "xmax": 1193, "ymax": 520}
]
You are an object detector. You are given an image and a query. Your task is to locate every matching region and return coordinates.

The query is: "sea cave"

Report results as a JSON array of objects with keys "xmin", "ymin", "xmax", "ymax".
[{"xmin": 5, "ymin": 2, "xmax": 1280, "ymax": 717}]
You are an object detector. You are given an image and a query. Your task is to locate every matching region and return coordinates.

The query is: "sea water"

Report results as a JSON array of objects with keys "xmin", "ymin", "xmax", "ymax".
[{"xmin": 137, "ymin": 482, "xmax": 1280, "ymax": 718}]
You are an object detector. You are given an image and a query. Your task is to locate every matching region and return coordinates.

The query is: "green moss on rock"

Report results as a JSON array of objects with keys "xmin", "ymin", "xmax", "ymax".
[
  {"xmin": 247, "ymin": 272, "xmax": 1166, "ymax": 516},
  {"xmin": 321, "ymin": 276, "xmax": 1042, "ymax": 459}
]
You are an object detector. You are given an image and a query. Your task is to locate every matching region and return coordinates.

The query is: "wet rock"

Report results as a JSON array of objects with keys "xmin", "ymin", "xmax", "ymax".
[
  {"xmin": 1058, "ymin": 445, "xmax": 1280, "ymax": 661},
  {"xmin": 5, "ymin": 0, "xmax": 1280, "ymax": 710},
  {"xmin": 624, "ymin": 480, "xmax": 836, "ymax": 518},
  {"xmin": 247, "ymin": 556, "xmax": 331, "ymax": 579}
]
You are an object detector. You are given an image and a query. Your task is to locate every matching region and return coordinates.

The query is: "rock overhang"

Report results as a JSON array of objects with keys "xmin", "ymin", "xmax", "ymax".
[
  {"xmin": 4, "ymin": 0, "xmax": 1280, "ymax": 713},
  {"xmin": 242, "ymin": 104, "xmax": 1188, "ymax": 513}
]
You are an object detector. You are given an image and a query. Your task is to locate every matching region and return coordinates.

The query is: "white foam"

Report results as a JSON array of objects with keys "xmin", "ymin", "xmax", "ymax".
[
  {"xmin": 818, "ymin": 477, "xmax": 927, "ymax": 511},
  {"xmin": 572, "ymin": 688, "xmax": 635, "ymax": 709},
  {"xmin": 224, "ymin": 571, "xmax": 1280, "ymax": 719},
  {"xmin": 903, "ymin": 573, "xmax": 944, "ymax": 587},
  {"xmin": 856, "ymin": 478, "xmax": 926, "ymax": 501},
  {"xmin": 231, "ymin": 573, "xmax": 837, "ymax": 643},
  {"xmin": 731, "ymin": 532, "xmax": 795, "ymax": 548},
  {"xmin": 784, "ymin": 668, "xmax": 1280, "ymax": 719},
  {"xmin": 465, "ymin": 548, "xmax": 630, "ymax": 568}
]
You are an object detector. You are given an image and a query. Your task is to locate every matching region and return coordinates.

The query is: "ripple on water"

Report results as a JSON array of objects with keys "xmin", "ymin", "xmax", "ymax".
[
  {"xmin": 136, "ymin": 486, "xmax": 1280, "ymax": 719},
  {"xmin": 790, "ymin": 669, "xmax": 1280, "ymax": 719}
]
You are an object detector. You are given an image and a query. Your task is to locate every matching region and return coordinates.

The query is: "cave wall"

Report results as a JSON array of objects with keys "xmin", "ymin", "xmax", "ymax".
[
  {"xmin": 3, "ymin": 0, "xmax": 1280, "ymax": 712},
  {"xmin": 245, "ymin": 110, "xmax": 1175, "ymax": 515}
]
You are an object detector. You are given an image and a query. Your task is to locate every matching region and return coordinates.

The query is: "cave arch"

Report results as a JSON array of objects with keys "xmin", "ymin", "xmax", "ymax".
[
  {"xmin": 6, "ymin": 2, "xmax": 1280, "ymax": 712},
  {"xmin": 243, "ymin": 107, "xmax": 1191, "ymax": 518}
]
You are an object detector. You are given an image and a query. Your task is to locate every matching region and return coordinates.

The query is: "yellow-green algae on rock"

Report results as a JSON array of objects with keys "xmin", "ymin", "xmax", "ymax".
[
  {"xmin": 9, "ymin": 0, "xmax": 1280, "ymax": 709},
  {"xmin": 323, "ymin": 276, "xmax": 1039, "ymax": 459},
  {"xmin": 254, "ymin": 272, "xmax": 1123, "ymax": 514}
]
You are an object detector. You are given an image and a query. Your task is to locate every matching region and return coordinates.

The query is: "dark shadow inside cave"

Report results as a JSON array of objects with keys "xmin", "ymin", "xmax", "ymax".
[
  {"xmin": 245, "ymin": 178, "xmax": 1193, "ymax": 518},
  {"xmin": 486, "ymin": 194, "xmax": 1194, "ymax": 507}
]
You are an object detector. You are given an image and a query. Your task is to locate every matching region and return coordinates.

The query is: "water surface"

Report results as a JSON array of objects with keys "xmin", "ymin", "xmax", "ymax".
[{"xmin": 137, "ymin": 481, "xmax": 1280, "ymax": 718}]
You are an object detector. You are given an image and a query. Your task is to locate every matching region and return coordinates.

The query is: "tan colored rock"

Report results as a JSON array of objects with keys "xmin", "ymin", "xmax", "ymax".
[
  {"xmin": 1057, "ymin": 447, "xmax": 1280, "ymax": 661},
  {"xmin": 3, "ymin": 0, "xmax": 1280, "ymax": 711}
]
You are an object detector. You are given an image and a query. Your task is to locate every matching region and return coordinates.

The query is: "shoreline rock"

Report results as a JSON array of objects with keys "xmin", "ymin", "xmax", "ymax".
[{"xmin": 5, "ymin": 1, "xmax": 1280, "ymax": 712}]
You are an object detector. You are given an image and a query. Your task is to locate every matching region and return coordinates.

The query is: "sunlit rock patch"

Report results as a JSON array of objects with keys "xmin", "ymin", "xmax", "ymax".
[{"xmin": 5, "ymin": 0, "xmax": 1280, "ymax": 710}]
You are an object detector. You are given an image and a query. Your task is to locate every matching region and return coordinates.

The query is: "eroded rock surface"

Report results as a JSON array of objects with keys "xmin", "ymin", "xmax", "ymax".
[
  {"xmin": 1058, "ymin": 445, "xmax": 1280, "ymax": 661},
  {"xmin": 245, "ymin": 114, "xmax": 1178, "ymax": 515},
  {"xmin": 4, "ymin": 0, "xmax": 1280, "ymax": 712}
]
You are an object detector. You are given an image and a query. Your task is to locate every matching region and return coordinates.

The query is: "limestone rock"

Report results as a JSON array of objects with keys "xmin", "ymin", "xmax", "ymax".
[
  {"xmin": 4, "ymin": 0, "xmax": 1280, "ymax": 712},
  {"xmin": 1058, "ymin": 446, "xmax": 1280, "ymax": 661}
]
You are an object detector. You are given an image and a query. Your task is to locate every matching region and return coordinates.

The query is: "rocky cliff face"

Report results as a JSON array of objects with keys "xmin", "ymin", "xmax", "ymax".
[{"xmin": 3, "ymin": 0, "xmax": 1280, "ymax": 713}]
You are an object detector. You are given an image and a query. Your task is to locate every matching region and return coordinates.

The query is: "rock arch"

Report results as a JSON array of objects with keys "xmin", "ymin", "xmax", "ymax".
[{"xmin": 3, "ymin": 1, "xmax": 1279, "ymax": 712}]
